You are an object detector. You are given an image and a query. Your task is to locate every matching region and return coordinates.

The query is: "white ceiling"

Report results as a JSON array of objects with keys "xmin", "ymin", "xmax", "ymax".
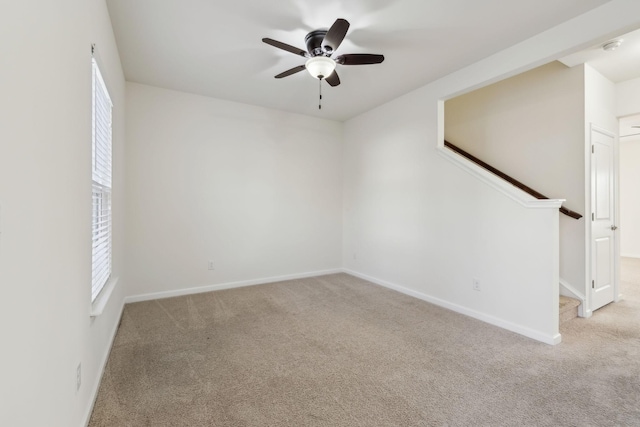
[
  {"xmin": 559, "ymin": 27, "xmax": 640, "ymax": 83},
  {"xmin": 106, "ymin": 0, "xmax": 611, "ymax": 121}
]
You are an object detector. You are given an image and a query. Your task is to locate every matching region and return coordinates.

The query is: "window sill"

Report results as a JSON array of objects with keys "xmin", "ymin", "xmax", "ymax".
[{"xmin": 90, "ymin": 276, "xmax": 119, "ymax": 318}]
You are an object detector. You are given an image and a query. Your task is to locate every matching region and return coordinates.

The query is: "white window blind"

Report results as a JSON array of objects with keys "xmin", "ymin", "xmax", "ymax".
[{"xmin": 91, "ymin": 57, "xmax": 113, "ymax": 302}]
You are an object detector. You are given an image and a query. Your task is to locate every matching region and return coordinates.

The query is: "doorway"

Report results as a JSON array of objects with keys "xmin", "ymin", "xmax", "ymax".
[{"xmin": 618, "ymin": 114, "xmax": 640, "ymax": 300}]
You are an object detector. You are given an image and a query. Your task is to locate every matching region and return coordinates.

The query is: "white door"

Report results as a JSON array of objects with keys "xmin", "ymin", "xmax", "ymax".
[{"xmin": 590, "ymin": 127, "xmax": 616, "ymax": 311}]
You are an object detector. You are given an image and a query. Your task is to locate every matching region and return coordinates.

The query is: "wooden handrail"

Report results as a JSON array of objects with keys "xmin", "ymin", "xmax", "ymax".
[{"xmin": 444, "ymin": 140, "xmax": 582, "ymax": 220}]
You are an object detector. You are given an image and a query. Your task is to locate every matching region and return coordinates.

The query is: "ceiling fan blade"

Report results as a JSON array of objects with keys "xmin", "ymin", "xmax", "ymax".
[
  {"xmin": 274, "ymin": 65, "xmax": 306, "ymax": 79},
  {"xmin": 323, "ymin": 19, "xmax": 350, "ymax": 53},
  {"xmin": 262, "ymin": 38, "xmax": 309, "ymax": 58},
  {"xmin": 325, "ymin": 70, "xmax": 340, "ymax": 87},
  {"xmin": 336, "ymin": 53, "xmax": 384, "ymax": 65}
]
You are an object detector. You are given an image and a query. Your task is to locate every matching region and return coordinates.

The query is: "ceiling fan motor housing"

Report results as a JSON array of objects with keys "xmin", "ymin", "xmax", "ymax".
[{"xmin": 305, "ymin": 30, "xmax": 329, "ymax": 56}]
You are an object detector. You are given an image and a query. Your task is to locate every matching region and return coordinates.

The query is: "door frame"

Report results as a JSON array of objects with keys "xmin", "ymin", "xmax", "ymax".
[{"xmin": 585, "ymin": 124, "xmax": 620, "ymax": 316}]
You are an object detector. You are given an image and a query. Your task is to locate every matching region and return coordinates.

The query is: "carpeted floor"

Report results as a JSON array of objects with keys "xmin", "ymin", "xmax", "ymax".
[{"xmin": 89, "ymin": 260, "xmax": 640, "ymax": 426}]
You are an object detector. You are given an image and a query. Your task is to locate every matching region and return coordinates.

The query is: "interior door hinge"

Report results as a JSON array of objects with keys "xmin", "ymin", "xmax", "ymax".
[
  {"xmin": 592, "ymin": 280, "xmax": 595, "ymax": 289},
  {"xmin": 592, "ymin": 213, "xmax": 595, "ymax": 221},
  {"xmin": 592, "ymin": 145, "xmax": 594, "ymax": 154}
]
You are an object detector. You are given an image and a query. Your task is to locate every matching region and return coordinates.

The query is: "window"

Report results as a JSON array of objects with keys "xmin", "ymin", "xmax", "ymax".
[{"xmin": 91, "ymin": 56, "xmax": 113, "ymax": 302}]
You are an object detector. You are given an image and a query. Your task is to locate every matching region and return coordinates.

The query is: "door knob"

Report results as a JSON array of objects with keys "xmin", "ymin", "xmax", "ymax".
[{"xmin": 611, "ymin": 225, "xmax": 618, "ymax": 231}]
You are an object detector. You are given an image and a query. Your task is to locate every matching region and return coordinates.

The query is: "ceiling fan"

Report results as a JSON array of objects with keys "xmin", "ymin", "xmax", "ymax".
[{"xmin": 262, "ymin": 18, "xmax": 384, "ymax": 87}]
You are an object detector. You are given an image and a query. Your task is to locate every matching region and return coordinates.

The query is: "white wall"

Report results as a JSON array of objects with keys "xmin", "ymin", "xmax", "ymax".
[
  {"xmin": 616, "ymin": 78, "xmax": 640, "ymax": 258},
  {"xmin": 125, "ymin": 83, "xmax": 343, "ymax": 298},
  {"xmin": 343, "ymin": 1, "xmax": 640, "ymax": 343},
  {"xmin": 343, "ymin": 84, "xmax": 562, "ymax": 344},
  {"xmin": 585, "ymin": 65, "xmax": 618, "ymax": 133},
  {"xmin": 616, "ymin": 76, "xmax": 640, "ymax": 118},
  {"xmin": 444, "ymin": 61, "xmax": 586, "ymax": 291},
  {"xmin": 616, "ymin": 78, "xmax": 640, "ymax": 259},
  {"xmin": 620, "ymin": 139, "xmax": 640, "ymax": 257},
  {"xmin": 0, "ymin": 1, "xmax": 126, "ymax": 426}
]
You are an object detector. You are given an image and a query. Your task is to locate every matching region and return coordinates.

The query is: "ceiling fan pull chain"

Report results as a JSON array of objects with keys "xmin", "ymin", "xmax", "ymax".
[{"xmin": 318, "ymin": 78, "xmax": 322, "ymax": 110}]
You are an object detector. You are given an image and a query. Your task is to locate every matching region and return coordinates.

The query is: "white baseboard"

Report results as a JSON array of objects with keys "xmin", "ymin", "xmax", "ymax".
[
  {"xmin": 82, "ymin": 298, "xmax": 126, "ymax": 427},
  {"xmin": 124, "ymin": 268, "xmax": 343, "ymax": 304},
  {"xmin": 621, "ymin": 253, "xmax": 640, "ymax": 259},
  {"xmin": 343, "ymin": 268, "xmax": 561, "ymax": 345}
]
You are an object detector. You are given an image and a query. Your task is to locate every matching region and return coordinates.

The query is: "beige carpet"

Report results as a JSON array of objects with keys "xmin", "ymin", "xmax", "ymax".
[{"xmin": 89, "ymin": 261, "xmax": 640, "ymax": 426}]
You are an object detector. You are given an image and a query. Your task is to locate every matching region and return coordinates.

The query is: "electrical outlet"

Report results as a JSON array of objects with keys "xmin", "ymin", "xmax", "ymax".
[
  {"xmin": 472, "ymin": 278, "xmax": 481, "ymax": 291},
  {"xmin": 207, "ymin": 261, "xmax": 215, "ymax": 270},
  {"xmin": 76, "ymin": 363, "xmax": 82, "ymax": 392}
]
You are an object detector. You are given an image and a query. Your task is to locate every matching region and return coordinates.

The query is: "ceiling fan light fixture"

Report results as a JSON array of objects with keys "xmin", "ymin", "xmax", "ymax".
[{"xmin": 305, "ymin": 56, "xmax": 336, "ymax": 80}]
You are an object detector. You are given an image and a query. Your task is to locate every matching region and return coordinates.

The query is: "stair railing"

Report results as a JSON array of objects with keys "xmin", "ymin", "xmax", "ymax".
[{"xmin": 444, "ymin": 140, "xmax": 582, "ymax": 220}]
